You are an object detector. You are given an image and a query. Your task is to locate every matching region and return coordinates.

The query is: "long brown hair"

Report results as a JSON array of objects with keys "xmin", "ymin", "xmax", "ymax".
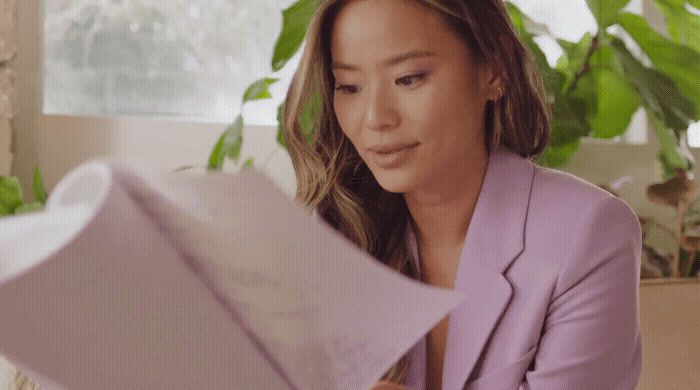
[{"xmin": 282, "ymin": 0, "xmax": 550, "ymax": 383}]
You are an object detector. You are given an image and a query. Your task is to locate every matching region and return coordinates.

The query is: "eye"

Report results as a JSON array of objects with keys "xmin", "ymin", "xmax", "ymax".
[
  {"xmin": 396, "ymin": 73, "xmax": 427, "ymax": 87},
  {"xmin": 335, "ymin": 84, "xmax": 359, "ymax": 95}
]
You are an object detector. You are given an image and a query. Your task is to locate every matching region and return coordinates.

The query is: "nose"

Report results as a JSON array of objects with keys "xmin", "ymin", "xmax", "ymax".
[{"xmin": 363, "ymin": 83, "xmax": 400, "ymax": 131}]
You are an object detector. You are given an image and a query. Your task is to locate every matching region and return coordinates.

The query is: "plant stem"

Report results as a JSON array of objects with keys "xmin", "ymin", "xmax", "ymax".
[
  {"xmin": 684, "ymin": 250, "xmax": 696, "ymax": 277},
  {"xmin": 674, "ymin": 199, "xmax": 685, "ymax": 278},
  {"xmin": 566, "ymin": 34, "xmax": 600, "ymax": 95}
]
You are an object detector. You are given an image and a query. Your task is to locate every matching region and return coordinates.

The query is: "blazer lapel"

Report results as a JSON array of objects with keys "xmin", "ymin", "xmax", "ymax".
[{"xmin": 441, "ymin": 146, "xmax": 535, "ymax": 390}]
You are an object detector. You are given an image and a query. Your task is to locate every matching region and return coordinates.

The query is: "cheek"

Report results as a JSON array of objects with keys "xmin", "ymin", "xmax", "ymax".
[
  {"xmin": 408, "ymin": 80, "xmax": 485, "ymax": 163},
  {"xmin": 333, "ymin": 99, "xmax": 360, "ymax": 144},
  {"xmin": 426, "ymin": 76, "xmax": 483, "ymax": 134}
]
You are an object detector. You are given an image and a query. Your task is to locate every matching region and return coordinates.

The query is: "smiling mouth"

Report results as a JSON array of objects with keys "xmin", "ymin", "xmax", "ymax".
[{"xmin": 368, "ymin": 143, "xmax": 418, "ymax": 168}]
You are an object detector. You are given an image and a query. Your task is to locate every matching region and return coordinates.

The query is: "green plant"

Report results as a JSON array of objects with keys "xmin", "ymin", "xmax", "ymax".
[
  {"xmin": 0, "ymin": 166, "xmax": 48, "ymax": 217},
  {"xmin": 641, "ymin": 169, "xmax": 700, "ymax": 277},
  {"xmin": 205, "ymin": 0, "xmax": 700, "ymax": 176}
]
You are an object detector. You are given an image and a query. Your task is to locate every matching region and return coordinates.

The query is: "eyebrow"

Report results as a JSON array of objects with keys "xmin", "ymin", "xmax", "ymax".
[{"xmin": 332, "ymin": 49, "xmax": 439, "ymax": 71}]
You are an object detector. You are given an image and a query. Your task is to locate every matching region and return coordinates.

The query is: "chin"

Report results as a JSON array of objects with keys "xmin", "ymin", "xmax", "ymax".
[{"xmin": 371, "ymin": 169, "xmax": 416, "ymax": 194}]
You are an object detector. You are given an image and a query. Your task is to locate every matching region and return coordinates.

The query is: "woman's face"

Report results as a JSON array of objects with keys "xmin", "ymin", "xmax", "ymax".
[{"xmin": 331, "ymin": 0, "xmax": 498, "ymax": 194}]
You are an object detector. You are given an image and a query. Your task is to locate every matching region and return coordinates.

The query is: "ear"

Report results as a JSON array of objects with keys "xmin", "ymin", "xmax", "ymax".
[
  {"xmin": 480, "ymin": 62, "xmax": 506, "ymax": 103},
  {"xmin": 481, "ymin": 35, "xmax": 510, "ymax": 102}
]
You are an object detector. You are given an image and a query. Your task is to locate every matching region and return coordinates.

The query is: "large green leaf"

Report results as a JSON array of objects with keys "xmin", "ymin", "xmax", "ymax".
[
  {"xmin": 207, "ymin": 114, "xmax": 244, "ymax": 170},
  {"xmin": 619, "ymin": 12, "xmax": 700, "ymax": 115},
  {"xmin": 271, "ymin": 0, "xmax": 320, "ymax": 72},
  {"xmin": 0, "ymin": 176, "xmax": 23, "ymax": 216},
  {"xmin": 650, "ymin": 111, "xmax": 693, "ymax": 178},
  {"xmin": 542, "ymin": 91, "xmax": 588, "ymax": 169},
  {"xmin": 551, "ymin": 94, "xmax": 591, "ymax": 146},
  {"xmin": 568, "ymin": 41, "xmax": 637, "ymax": 138},
  {"xmin": 242, "ymin": 78, "xmax": 278, "ymax": 103},
  {"xmin": 569, "ymin": 64, "xmax": 598, "ymax": 122},
  {"xmin": 654, "ymin": 1, "xmax": 700, "ymax": 52},
  {"xmin": 556, "ymin": 33, "xmax": 595, "ymax": 93},
  {"xmin": 611, "ymin": 39, "xmax": 696, "ymax": 131},
  {"xmin": 587, "ymin": 40, "xmax": 625, "ymax": 74},
  {"xmin": 586, "ymin": 0, "xmax": 631, "ymax": 28},
  {"xmin": 589, "ymin": 68, "xmax": 641, "ymax": 138},
  {"xmin": 537, "ymin": 138, "xmax": 581, "ymax": 168}
]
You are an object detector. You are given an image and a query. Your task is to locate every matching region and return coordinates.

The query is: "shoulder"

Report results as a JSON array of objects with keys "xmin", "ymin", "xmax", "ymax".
[
  {"xmin": 531, "ymin": 164, "xmax": 612, "ymax": 205},
  {"xmin": 523, "ymin": 163, "xmax": 641, "ymax": 271},
  {"xmin": 529, "ymin": 164, "xmax": 638, "ymax": 230},
  {"xmin": 528, "ymin": 164, "xmax": 642, "ymax": 286}
]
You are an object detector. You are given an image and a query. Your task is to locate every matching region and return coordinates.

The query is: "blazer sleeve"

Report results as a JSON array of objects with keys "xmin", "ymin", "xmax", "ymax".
[{"xmin": 520, "ymin": 195, "xmax": 643, "ymax": 390}]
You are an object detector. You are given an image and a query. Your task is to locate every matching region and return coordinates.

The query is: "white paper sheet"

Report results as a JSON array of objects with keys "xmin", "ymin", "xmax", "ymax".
[{"xmin": 0, "ymin": 159, "xmax": 464, "ymax": 389}]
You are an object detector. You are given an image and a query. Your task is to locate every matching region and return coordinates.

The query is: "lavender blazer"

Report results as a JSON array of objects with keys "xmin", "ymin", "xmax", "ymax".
[{"xmin": 404, "ymin": 146, "xmax": 643, "ymax": 390}]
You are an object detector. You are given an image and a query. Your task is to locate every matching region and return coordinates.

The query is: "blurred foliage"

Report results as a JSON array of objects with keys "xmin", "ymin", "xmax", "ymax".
[{"xmin": 0, "ymin": 167, "xmax": 47, "ymax": 217}]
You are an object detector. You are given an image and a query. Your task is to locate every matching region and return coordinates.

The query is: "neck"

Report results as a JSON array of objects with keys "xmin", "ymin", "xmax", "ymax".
[{"xmin": 404, "ymin": 147, "xmax": 489, "ymax": 252}]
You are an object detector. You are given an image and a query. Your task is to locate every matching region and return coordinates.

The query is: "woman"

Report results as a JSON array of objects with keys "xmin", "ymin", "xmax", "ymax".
[{"xmin": 282, "ymin": 0, "xmax": 642, "ymax": 389}]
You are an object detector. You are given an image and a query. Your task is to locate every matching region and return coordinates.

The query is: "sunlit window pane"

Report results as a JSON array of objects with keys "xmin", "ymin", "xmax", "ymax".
[
  {"xmin": 43, "ymin": 0, "xmax": 297, "ymax": 124},
  {"xmin": 688, "ymin": 122, "xmax": 700, "ymax": 147},
  {"xmin": 43, "ymin": 0, "xmax": 654, "ymax": 142}
]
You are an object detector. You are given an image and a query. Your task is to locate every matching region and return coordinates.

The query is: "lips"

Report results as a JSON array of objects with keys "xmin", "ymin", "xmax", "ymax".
[
  {"xmin": 367, "ymin": 143, "xmax": 419, "ymax": 154},
  {"xmin": 367, "ymin": 143, "xmax": 418, "ymax": 169}
]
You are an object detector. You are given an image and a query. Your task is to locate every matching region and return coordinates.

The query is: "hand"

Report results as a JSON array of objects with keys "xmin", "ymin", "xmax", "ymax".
[{"xmin": 370, "ymin": 380, "xmax": 409, "ymax": 390}]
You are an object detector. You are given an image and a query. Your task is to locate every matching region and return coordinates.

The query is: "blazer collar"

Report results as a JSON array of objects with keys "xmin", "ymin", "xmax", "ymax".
[{"xmin": 407, "ymin": 145, "xmax": 535, "ymax": 390}]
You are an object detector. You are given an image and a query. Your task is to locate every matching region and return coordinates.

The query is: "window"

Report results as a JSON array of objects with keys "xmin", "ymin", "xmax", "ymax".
[
  {"xmin": 43, "ymin": 0, "xmax": 298, "ymax": 126},
  {"xmin": 45, "ymin": 0, "xmax": 683, "ymax": 145}
]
